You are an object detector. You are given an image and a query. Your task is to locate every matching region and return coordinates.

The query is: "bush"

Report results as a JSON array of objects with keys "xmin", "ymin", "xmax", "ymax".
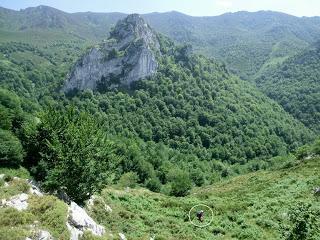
[
  {"xmin": 168, "ymin": 169, "xmax": 192, "ymax": 197},
  {"xmin": 118, "ymin": 172, "xmax": 139, "ymax": 188},
  {"xmin": 145, "ymin": 177, "xmax": 161, "ymax": 192},
  {"xmin": 0, "ymin": 208, "xmax": 34, "ymax": 226},
  {"xmin": 283, "ymin": 202, "xmax": 320, "ymax": 240},
  {"xmin": 0, "ymin": 129, "xmax": 24, "ymax": 167},
  {"xmin": 312, "ymin": 139, "xmax": 320, "ymax": 155},
  {"xmin": 28, "ymin": 195, "xmax": 69, "ymax": 239},
  {"xmin": 295, "ymin": 145, "xmax": 311, "ymax": 160},
  {"xmin": 27, "ymin": 107, "xmax": 121, "ymax": 202}
]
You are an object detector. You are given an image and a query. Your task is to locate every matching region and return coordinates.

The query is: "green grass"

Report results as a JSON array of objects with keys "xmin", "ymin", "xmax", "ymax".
[
  {"xmin": 87, "ymin": 157, "xmax": 320, "ymax": 239},
  {"xmin": 0, "ymin": 166, "xmax": 31, "ymax": 179},
  {"xmin": 0, "ymin": 178, "xmax": 69, "ymax": 239},
  {"xmin": 0, "ymin": 157, "xmax": 318, "ymax": 239}
]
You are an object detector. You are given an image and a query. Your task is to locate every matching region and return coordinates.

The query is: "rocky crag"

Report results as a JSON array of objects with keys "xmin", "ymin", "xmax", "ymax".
[{"xmin": 63, "ymin": 14, "xmax": 160, "ymax": 92}]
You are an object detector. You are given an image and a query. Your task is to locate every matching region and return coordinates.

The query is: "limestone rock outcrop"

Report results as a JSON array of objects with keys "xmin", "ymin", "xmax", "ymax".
[
  {"xmin": 1, "ymin": 193, "xmax": 29, "ymax": 211},
  {"xmin": 63, "ymin": 14, "xmax": 160, "ymax": 92},
  {"xmin": 67, "ymin": 201, "xmax": 105, "ymax": 240}
]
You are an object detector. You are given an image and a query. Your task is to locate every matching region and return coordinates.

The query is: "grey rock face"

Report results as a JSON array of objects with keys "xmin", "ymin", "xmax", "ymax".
[
  {"xmin": 63, "ymin": 14, "xmax": 159, "ymax": 92},
  {"xmin": 1, "ymin": 193, "xmax": 29, "ymax": 211},
  {"xmin": 67, "ymin": 201, "xmax": 105, "ymax": 240}
]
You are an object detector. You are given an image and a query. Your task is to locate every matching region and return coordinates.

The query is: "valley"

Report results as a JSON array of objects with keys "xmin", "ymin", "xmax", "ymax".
[{"xmin": 0, "ymin": 4, "xmax": 319, "ymax": 240}]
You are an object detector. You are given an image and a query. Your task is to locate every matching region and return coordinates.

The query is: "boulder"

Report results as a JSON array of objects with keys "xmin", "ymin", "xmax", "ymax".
[
  {"xmin": 28, "ymin": 180, "xmax": 43, "ymax": 197},
  {"xmin": 119, "ymin": 233, "xmax": 127, "ymax": 240},
  {"xmin": 67, "ymin": 201, "xmax": 105, "ymax": 240},
  {"xmin": 37, "ymin": 230, "xmax": 53, "ymax": 240},
  {"xmin": 2, "ymin": 193, "xmax": 28, "ymax": 211},
  {"xmin": 87, "ymin": 195, "xmax": 112, "ymax": 213}
]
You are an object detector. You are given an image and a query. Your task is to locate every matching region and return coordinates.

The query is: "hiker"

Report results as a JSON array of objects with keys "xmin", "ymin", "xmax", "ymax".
[{"xmin": 196, "ymin": 210, "xmax": 204, "ymax": 222}]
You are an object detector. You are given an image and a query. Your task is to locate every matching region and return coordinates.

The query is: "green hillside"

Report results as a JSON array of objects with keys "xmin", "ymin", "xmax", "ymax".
[
  {"xmin": 90, "ymin": 155, "xmax": 320, "ymax": 240},
  {"xmin": 1, "ymin": 151, "xmax": 319, "ymax": 240},
  {"xmin": 0, "ymin": 8, "xmax": 319, "ymax": 240},
  {"xmin": 255, "ymin": 43, "xmax": 320, "ymax": 133},
  {"xmin": 2, "ymin": 6, "xmax": 320, "ymax": 79}
]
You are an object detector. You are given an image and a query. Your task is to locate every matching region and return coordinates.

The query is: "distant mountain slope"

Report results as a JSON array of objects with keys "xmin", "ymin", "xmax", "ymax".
[
  {"xmin": 1, "ymin": 14, "xmax": 316, "ymax": 201},
  {"xmin": 144, "ymin": 11, "xmax": 320, "ymax": 79},
  {"xmin": 1, "ymin": 6, "xmax": 320, "ymax": 79},
  {"xmin": 255, "ymin": 43, "xmax": 320, "ymax": 133},
  {"xmin": 60, "ymin": 15, "xmax": 315, "ymax": 167}
]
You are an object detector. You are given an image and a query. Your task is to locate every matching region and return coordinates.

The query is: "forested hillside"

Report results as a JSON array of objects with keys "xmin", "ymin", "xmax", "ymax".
[
  {"xmin": 255, "ymin": 43, "xmax": 320, "ymax": 133},
  {"xmin": 2, "ymin": 6, "xmax": 320, "ymax": 79},
  {"xmin": 0, "ymin": 5, "xmax": 320, "ymax": 240},
  {"xmin": 0, "ymin": 13, "xmax": 316, "ymax": 203}
]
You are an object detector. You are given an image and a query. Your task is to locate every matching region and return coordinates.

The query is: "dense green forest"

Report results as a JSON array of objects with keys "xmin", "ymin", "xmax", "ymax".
[
  {"xmin": 255, "ymin": 43, "xmax": 320, "ymax": 133},
  {"xmin": 0, "ymin": 6, "xmax": 320, "ymax": 240},
  {"xmin": 0, "ymin": 30, "xmax": 316, "ymax": 202},
  {"xmin": 2, "ymin": 6, "xmax": 320, "ymax": 79}
]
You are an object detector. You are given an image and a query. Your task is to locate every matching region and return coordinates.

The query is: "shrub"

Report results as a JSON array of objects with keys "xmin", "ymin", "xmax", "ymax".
[
  {"xmin": 28, "ymin": 195, "xmax": 69, "ymax": 239},
  {"xmin": 295, "ymin": 145, "xmax": 311, "ymax": 160},
  {"xmin": 145, "ymin": 177, "xmax": 161, "ymax": 192},
  {"xmin": 283, "ymin": 202, "xmax": 320, "ymax": 240},
  {"xmin": 118, "ymin": 172, "xmax": 139, "ymax": 188},
  {"xmin": 0, "ymin": 208, "xmax": 34, "ymax": 226},
  {"xmin": 167, "ymin": 169, "xmax": 192, "ymax": 197},
  {"xmin": 0, "ymin": 129, "xmax": 24, "ymax": 167},
  {"xmin": 312, "ymin": 139, "xmax": 320, "ymax": 155}
]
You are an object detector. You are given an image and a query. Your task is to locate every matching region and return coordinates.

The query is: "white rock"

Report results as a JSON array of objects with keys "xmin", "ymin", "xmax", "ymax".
[
  {"xmin": 0, "ymin": 174, "xmax": 4, "ymax": 179},
  {"xmin": 66, "ymin": 222, "xmax": 83, "ymax": 240},
  {"xmin": 37, "ymin": 230, "xmax": 53, "ymax": 240},
  {"xmin": 28, "ymin": 180, "xmax": 44, "ymax": 196},
  {"xmin": 67, "ymin": 201, "xmax": 105, "ymax": 240},
  {"xmin": 4, "ymin": 193, "xmax": 28, "ymax": 210},
  {"xmin": 119, "ymin": 233, "xmax": 127, "ymax": 240},
  {"xmin": 88, "ymin": 195, "xmax": 112, "ymax": 213}
]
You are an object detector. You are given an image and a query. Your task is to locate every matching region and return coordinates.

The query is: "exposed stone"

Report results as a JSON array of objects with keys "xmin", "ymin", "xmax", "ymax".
[
  {"xmin": 67, "ymin": 201, "xmax": 105, "ymax": 240},
  {"xmin": 87, "ymin": 195, "xmax": 112, "ymax": 213},
  {"xmin": 63, "ymin": 14, "xmax": 159, "ymax": 93},
  {"xmin": 28, "ymin": 180, "xmax": 43, "ymax": 197},
  {"xmin": 66, "ymin": 222, "xmax": 83, "ymax": 240},
  {"xmin": 36, "ymin": 230, "xmax": 53, "ymax": 240},
  {"xmin": 314, "ymin": 187, "xmax": 320, "ymax": 196},
  {"xmin": 119, "ymin": 233, "xmax": 127, "ymax": 240},
  {"xmin": 0, "ymin": 174, "xmax": 4, "ymax": 179},
  {"xmin": 2, "ymin": 193, "xmax": 28, "ymax": 211}
]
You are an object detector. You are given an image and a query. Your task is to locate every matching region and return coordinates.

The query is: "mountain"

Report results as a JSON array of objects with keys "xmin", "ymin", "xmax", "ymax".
[
  {"xmin": 143, "ymin": 11, "xmax": 320, "ymax": 79},
  {"xmin": 1, "ymin": 6, "xmax": 320, "ymax": 79},
  {"xmin": 63, "ymin": 14, "xmax": 160, "ymax": 92},
  {"xmin": 0, "ymin": 6, "xmax": 319, "ymax": 240},
  {"xmin": 1, "ymin": 13, "xmax": 316, "ymax": 204},
  {"xmin": 255, "ymin": 43, "xmax": 320, "ymax": 133}
]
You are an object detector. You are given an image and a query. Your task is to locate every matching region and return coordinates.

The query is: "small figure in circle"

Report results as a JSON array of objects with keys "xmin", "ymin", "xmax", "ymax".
[{"xmin": 196, "ymin": 210, "xmax": 204, "ymax": 222}]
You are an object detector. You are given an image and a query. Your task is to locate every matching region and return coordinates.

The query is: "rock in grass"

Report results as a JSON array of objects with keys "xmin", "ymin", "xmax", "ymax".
[
  {"xmin": 2, "ymin": 193, "xmax": 28, "ymax": 211},
  {"xmin": 119, "ymin": 233, "xmax": 127, "ymax": 240},
  {"xmin": 67, "ymin": 201, "xmax": 105, "ymax": 240}
]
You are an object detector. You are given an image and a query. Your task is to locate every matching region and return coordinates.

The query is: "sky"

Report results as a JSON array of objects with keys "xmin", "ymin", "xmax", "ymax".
[{"xmin": 1, "ymin": 0, "xmax": 320, "ymax": 17}]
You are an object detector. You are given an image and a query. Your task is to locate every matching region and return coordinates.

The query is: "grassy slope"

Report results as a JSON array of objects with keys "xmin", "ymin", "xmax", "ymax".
[
  {"xmin": 88, "ymin": 157, "xmax": 320, "ymax": 240},
  {"xmin": 0, "ymin": 157, "xmax": 319, "ymax": 240}
]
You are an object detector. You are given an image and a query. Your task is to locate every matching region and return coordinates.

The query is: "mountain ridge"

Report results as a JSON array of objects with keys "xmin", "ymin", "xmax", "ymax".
[{"xmin": 2, "ymin": 5, "xmax": 320, "ymax": 80}]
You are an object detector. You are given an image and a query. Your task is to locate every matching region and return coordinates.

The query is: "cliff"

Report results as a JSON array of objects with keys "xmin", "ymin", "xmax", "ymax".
[{"xmin": 63, "ymin": 14, "xmax": 160, "ymax": 92}]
